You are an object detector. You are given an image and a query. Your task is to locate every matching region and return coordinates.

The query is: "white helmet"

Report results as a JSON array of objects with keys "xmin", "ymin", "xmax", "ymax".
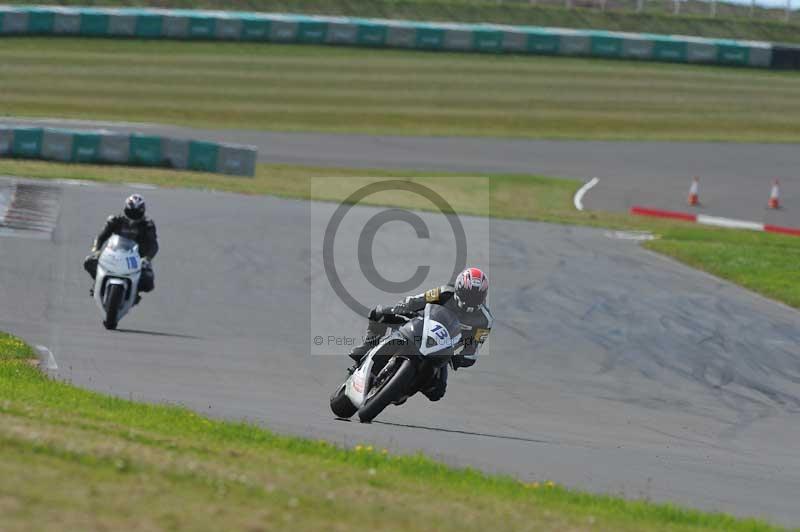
[{"xmin": 124, "ymin": 194, "xmax": 145, "ymax": 220}]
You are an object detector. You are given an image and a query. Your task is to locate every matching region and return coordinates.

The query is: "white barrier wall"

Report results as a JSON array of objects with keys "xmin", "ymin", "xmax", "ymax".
[
  {"xmin": 0, "ymin": 6, "xmax": 783, "ymax": 68},
  {"xmin": 0, "ymin": 126, "xmax": 257, "ymax": 177}
]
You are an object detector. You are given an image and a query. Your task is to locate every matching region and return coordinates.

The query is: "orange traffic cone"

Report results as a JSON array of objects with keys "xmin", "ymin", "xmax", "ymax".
[
  {"xmin": 688, "ymin": 177, "xmax": 700, "ymax": 206},
  {"xmin": 768, "ymin": 179, "xmax": 780, "ymax": 209}
]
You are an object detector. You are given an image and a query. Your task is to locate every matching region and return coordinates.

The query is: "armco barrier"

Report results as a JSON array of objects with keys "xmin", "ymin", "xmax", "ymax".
[
  {"xmin": 0, "ymin": 128, "xmax": 14, "ymax": 156},
  {"xmin": 0, "ymin": 5, "xmax": 794, "ymax": 69},
  {"xmin": 0, "ymin": 126, "xmax": 257, "ymax": 176}
]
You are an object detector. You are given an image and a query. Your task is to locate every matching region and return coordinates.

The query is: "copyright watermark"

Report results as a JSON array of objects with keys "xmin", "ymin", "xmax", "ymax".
[
  {"xmin": 313, "ymin": 335, "xmax": 372, "ymax": 347},
  {"xmin": 323, "ymin": 180, "xmax": 467, "ymax": 317},
  {"xmin": 309, "ymin": 177, "xmax": 490, "ymax": 355}
]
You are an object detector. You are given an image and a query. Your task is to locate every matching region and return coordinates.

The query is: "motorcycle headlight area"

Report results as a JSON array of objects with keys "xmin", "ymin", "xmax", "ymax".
[{"xmin": 99, "ymin": 255, "xmax": 130, "ymax": 272}]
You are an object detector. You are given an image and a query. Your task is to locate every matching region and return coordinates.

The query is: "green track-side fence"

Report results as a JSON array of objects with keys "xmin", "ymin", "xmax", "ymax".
[
  {"xmin": 1, "ymin": 5, "xmax": 797, "ymax": 69},
  {"xmin": 0, "ymin": 125, "xmax": 257, "ymax": 177}
]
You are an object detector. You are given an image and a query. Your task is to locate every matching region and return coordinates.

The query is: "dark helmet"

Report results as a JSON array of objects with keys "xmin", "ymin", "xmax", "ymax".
[
  {"xmin": 454, "ymin": 267, "xmax": 488, "ymax": 312},
  {"xmin": 124, "ymin": 194, "xmax": 146, "ymax": 220}
]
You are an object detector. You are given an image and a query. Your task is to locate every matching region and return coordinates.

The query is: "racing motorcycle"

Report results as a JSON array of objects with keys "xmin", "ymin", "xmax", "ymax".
[
  {"xmin": 330, "ymin": 303, "xmax": 462, "ymax": 423},
  {"xmin": 93, "ymin": 234, "xmax": 142, "ymax": 330}
]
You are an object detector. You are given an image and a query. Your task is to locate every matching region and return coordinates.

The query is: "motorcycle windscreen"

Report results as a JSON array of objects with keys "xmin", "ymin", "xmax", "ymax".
[{"xmin": 105, "ymin": 234, "xmax": 138, "ymax": 253}]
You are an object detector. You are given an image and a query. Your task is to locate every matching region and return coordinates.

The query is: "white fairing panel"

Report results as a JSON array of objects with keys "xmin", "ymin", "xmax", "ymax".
[
  {"xmin": 93, "ymin": 234, "xmax": 143, "ymax": 323},
  {"xmin": 419, "ymin": 304, "xmax": 461, "ymax": 356},
  {"xmin": 98, "ymin": 235, "xmax": 142, "ymax": 276},
  {"xmin": 344, "ymin": 330, "xmax": 404, "ymax": 408},
  {"xmin": 345, "ymin": 351, "xmax": 373, "ymax": 408}
]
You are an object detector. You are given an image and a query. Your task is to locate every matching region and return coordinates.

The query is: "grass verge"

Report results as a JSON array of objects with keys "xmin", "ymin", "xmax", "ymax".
[
  {"xmin": 2, "ymin": 158, "xmax": 799, "ymax": 309},
  {"xmin": 644, "ymin": 227, "xmax": 800, "ymax": 308},
  {"xmin": 0, "ymin": 332, "xmax": 37, "ymax": 361},
  {"xmin": 11, "ymin": 0, "xmax": 800, "ymax": 44},
  {"xmin": 0, "ymin": 333, "xmax": 787, "ymax": 531},
  {"xmin": 3, "ymin": 38, "xmax": 800, "ymax": 142}
]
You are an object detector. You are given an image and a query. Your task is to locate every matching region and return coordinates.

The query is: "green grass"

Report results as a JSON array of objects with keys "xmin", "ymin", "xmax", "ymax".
[
  {"xmin": 4, "ymin": 38, "xmax": 800, "ymax": 142},
  {"xmin": 0, "ymin": 332, "xmax": 37, "ymax": 361},
  {"xmin": 3, "ymin": 158, "xmax": 799, "ymax": 309},
  {"xmin": 0, "ymin": 159, "xmax": 591, "ymax": 222},
  {"xmin": 645, "ymin": 227, "xmax": 800, "ymax": 308},
  {"xmin": 0, "ymin": 333, "xmax": 788, "ymax": 531},
  {"xmin": 11, "ymin": 0, "xmax": 800, "ymax": 43}
]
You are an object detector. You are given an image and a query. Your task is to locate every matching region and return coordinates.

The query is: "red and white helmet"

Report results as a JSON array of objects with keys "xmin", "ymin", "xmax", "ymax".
[{"xmin": 454, "ymin": 267, "xmax": 488, "ymax": 312}]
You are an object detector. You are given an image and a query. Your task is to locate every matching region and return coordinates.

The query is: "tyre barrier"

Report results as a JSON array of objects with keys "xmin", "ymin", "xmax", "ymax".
[
  {"xmin": 770, "ymin": 44, "xmax": 800, "ymax": 70},
  {"xmin": 0, "ymin": 6, "xmax": 793, "ymax": 69},
  {"xmin": 0, "ymin": 126, "xmax": 257, "ymax": 177}
]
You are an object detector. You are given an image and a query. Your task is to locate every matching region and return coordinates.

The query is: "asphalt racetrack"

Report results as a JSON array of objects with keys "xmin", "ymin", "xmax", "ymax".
[
  {"xmin": 1, "ymin": 177, "xmax": 799, "ymax": 525},
  {"xmin": 5, "ymin": 118, "xmax": 800, "ymax": 227}
]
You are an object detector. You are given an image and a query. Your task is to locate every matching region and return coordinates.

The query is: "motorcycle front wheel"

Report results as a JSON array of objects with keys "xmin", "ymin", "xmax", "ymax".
[
  {"xmin": 358, "ymin": 358, "xmax": 415, "ymax": 423},
  {"xmin": 103, "ymin": 284, "xmax": 124, "ymax": 330},
  {"xmin": 330, "ymin": 382, "xmax": 357, "ymax": 419}
]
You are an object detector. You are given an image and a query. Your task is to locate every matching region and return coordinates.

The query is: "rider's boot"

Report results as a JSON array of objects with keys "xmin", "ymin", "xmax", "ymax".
[
  {"xmin": 134, "ymin": 293, "xmax": 142, "ymax": 306},
  {"xmin": 347, "ymin": 333, "xmax": 382, "ymax": 364},
  {"xmin": 348, "ymin": 344, "xmax": 370, "ymax": 365},
  {"xmin": 421, "ymin": 367, "xmax": 447, "ymax": 402},
  {"xmin": 348, "ymin": 318, "xmax": 390, "ymax": 364},
  {"xmin": 391, "ymin": 395, "xmax": 409, "ymax": 406}
]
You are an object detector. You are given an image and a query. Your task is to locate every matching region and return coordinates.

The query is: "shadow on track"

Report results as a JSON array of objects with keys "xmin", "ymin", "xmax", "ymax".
[
  {"xmin": 116, "ymin": 328, "xmax": 201, "ymax": 340},
  {"xmin": 372, "ymin": 420, "xmax": 553, "ymax": 445}
]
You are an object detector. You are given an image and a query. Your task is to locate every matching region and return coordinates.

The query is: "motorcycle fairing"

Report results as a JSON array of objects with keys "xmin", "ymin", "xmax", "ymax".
[
  {"xmin": 93, "ymin": 234, "xmax": 143, "ymax": 322},
  {"xmin": 344, "ymin": 329, "xmax": 405, "ymax": 409},
  {"xmin": 418, "ymin": 303, "xmax": 462, "ymax": 356}
]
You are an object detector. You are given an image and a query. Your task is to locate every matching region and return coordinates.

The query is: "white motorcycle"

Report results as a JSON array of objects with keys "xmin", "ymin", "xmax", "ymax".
[
  {"xmin": 93, "ymin": 234, "xmax": 142, "ymax": 330},
  {"xmin": 330, "ymin": 304, "xmax": 462, "ymax": 423}
]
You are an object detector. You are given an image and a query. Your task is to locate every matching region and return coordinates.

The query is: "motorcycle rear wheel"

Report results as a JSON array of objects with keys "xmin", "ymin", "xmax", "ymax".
[
  {"xmin": 103, "ymin": 284, "xmax": 124, "ymax": 330},
  {"xmin": 358, "ymin": 358, "xmax": 415, "ymax": 423}
]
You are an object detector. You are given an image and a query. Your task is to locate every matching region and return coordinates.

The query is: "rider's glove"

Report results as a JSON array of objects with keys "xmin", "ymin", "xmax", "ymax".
[
  {"xmin": 368, "ymin": 305, "xmax": 391, "ymax": 322},
  {"xmin": 141, "ymin": 257, "xmax": 151, "ymax": 269},
  {"xmin": 390, "ymin": 301, "xmax": 415, "ymax": 317},
  {"xmin": 450, "ymin": 356, "xmax": 467, "ymax": 371},
  {"xmin": 369, "ymin": 303, "xmax": 415, "ymax": 324},
  {"xmin": 451, "ymin": 355, "xmax": 475, "ymax": 370}
]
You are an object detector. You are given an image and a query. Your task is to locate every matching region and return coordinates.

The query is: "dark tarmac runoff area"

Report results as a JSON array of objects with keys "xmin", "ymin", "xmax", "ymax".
[
  {"xmin": 1, "ymin": 176, "xmax": 799, "ymax": 526},
  {"xmin": 4, "ymin": 118, "xmax": 800, "ymax": 227}
]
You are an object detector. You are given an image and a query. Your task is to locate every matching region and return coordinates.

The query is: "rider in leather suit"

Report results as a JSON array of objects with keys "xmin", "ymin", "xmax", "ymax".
[
  {"xmin": 348, "ymin": 267, "xmax": 493, "ymax": 402},
  {"xmin": 83, "ymin": 194, "xmax": 158, "ymax": 301}
]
